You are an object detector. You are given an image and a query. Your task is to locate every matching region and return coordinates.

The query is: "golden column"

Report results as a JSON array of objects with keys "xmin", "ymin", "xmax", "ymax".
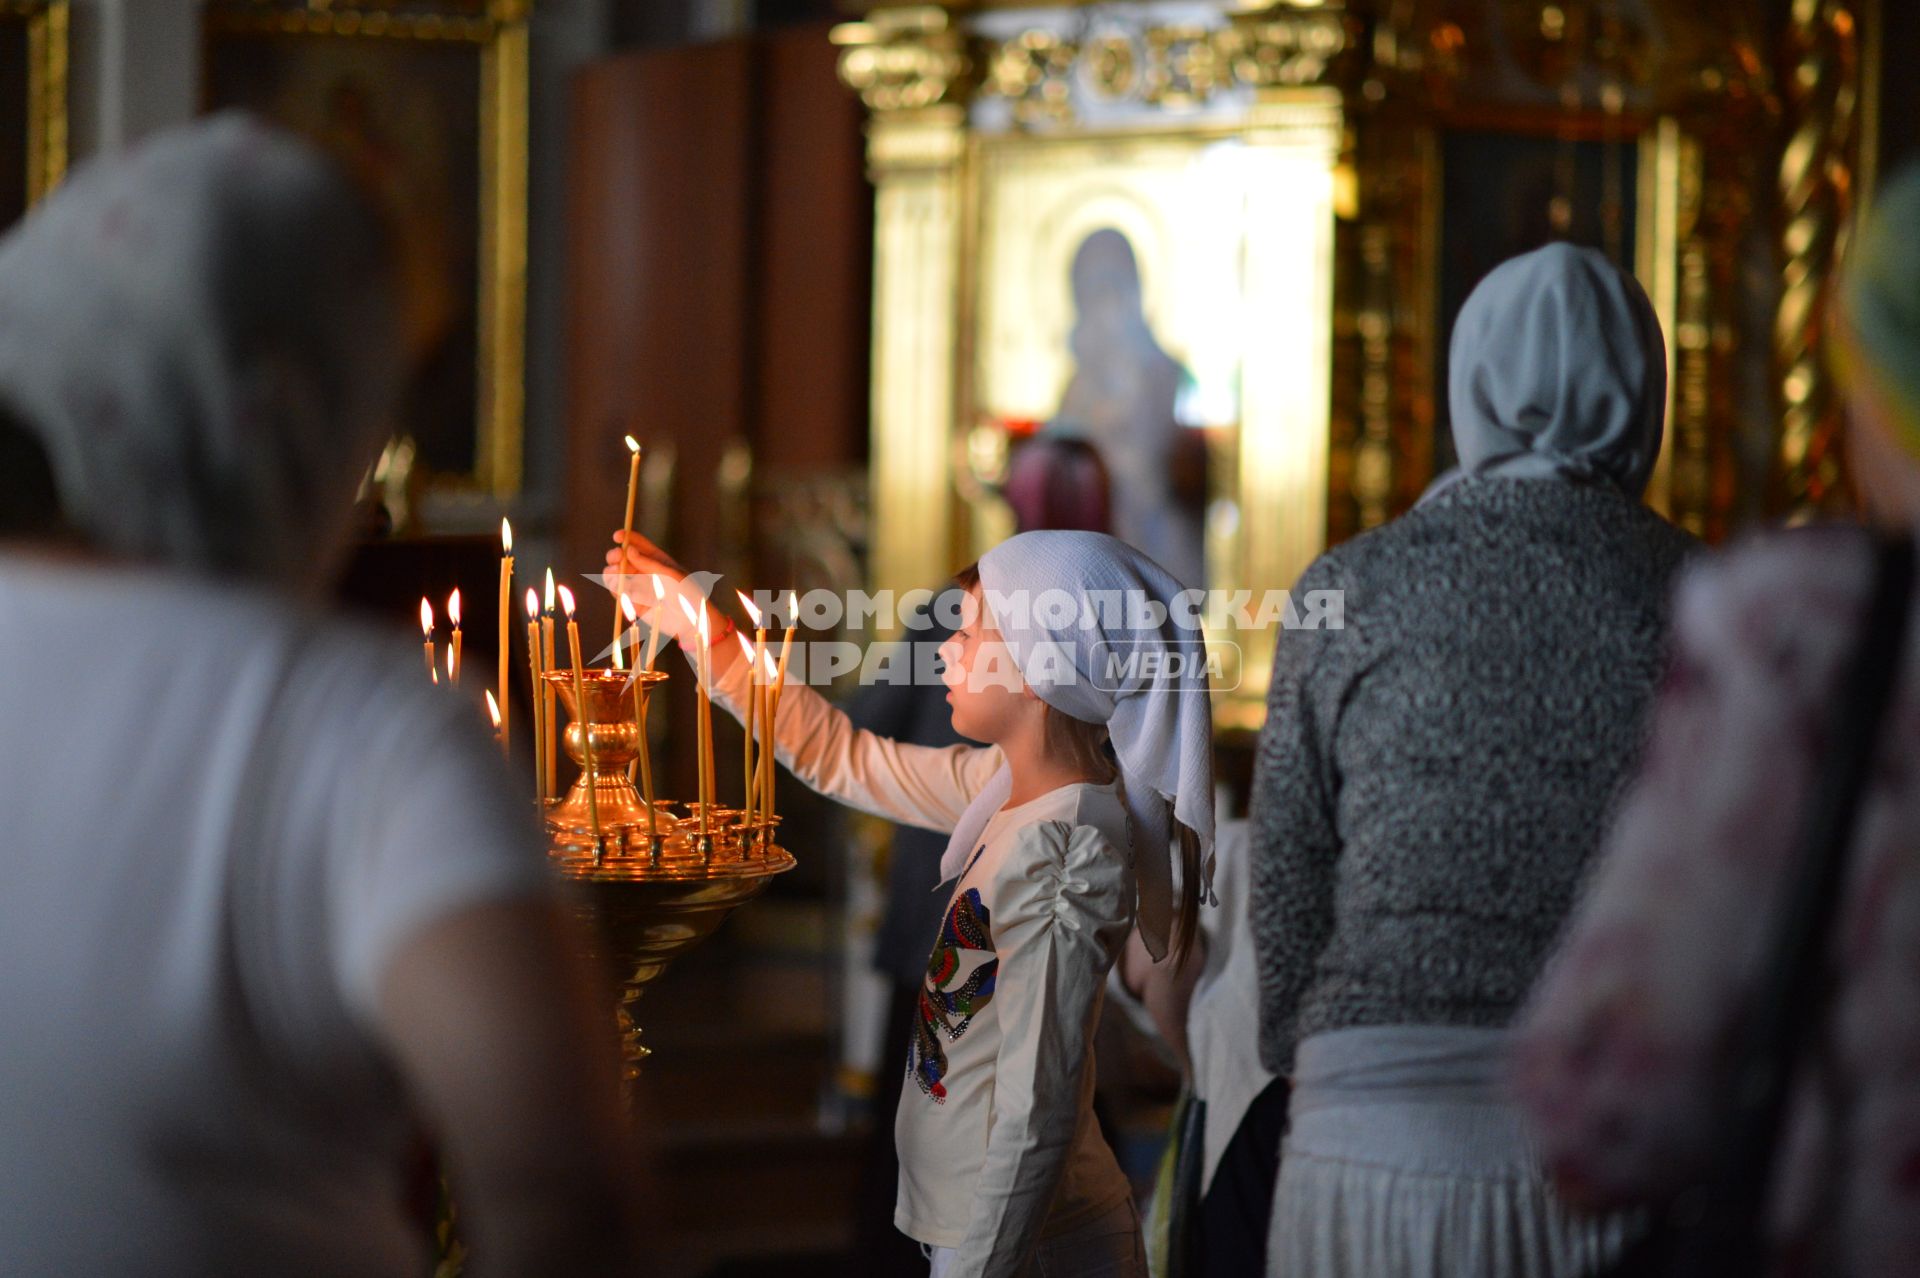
[{"xmin": 834, "ymin": 9, "xmax": 974, "ymax": 634}]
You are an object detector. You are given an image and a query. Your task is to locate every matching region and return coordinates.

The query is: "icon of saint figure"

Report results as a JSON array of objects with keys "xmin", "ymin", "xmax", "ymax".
[{"xmin": 1046, "ymin": 228, "xmax": 1207, "ymax": 589}]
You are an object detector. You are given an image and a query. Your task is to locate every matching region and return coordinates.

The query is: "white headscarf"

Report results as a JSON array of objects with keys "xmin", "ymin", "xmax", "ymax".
[
  {"xmin": 1448, "ymin": 242, "xmax": 1666, "ymax": 499},
  {"xmin": 0, "ymin": 113, "xmax": 400, "ymax": 585},
  {"xmin": 939, "ymin": 530, "xmax": 1215, "ymax": 961}
]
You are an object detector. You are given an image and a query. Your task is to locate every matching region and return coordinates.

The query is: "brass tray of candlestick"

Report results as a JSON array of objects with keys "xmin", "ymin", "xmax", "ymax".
[{"xmin": 542, "ymin": 669, "xmax": 794, "ymax": 1077}]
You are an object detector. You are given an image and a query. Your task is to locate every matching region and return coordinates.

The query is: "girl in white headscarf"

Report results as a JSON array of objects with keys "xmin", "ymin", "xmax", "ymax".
[{"xmin": 608, "ymin": 527, "xmax": 1215, "ymax": 1278}]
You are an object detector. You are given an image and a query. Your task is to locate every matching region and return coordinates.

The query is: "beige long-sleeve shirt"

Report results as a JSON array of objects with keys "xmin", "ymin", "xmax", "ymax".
[{"xmin": 699, "ymin": 648, "xmax": 1137, "ymax": 1274}]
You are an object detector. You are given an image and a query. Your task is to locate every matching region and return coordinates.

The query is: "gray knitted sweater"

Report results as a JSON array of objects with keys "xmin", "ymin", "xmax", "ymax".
[{"xmin": 1250, "ymin": 476, "xmax": 1698, "ymax": 1073}]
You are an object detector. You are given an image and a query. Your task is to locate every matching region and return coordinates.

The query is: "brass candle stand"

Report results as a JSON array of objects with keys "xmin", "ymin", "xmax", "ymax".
[{"xmin": 543, "ymin": 668, "xmax": 793, "ymax": 1076}]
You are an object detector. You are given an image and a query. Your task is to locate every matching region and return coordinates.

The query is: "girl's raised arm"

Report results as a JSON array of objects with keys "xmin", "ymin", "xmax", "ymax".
[{"xmin": 609, "ymin": 531, "xmax": 999, "ymax": 835}]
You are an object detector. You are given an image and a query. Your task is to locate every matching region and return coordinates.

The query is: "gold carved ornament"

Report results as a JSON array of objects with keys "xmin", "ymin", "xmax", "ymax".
[{"xmin": 1774, "ymin": 0, "xmax": 1871, "ymax": 517}]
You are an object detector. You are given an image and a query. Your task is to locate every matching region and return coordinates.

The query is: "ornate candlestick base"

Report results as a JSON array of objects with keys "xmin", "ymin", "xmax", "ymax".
[{"xmin": 542, "ymin": 666, "xmax": 794, "ymax": 1077}]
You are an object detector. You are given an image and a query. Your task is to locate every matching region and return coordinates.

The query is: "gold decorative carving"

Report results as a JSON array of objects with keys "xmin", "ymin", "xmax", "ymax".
[
  {"xmin": 1219, "ymin": 8, "xmax": 1356, "ymax": 91},
  {"xmin": 832, "ymin": 7, "xmax": 972, "ymax": 115},
  {"xmin": 959, "ymin": 4, "xmax": 1356, "ymax": 126},
  {"xmin": 1774, "ymin": 0, "xmax": 1870, "ymax": 516}
]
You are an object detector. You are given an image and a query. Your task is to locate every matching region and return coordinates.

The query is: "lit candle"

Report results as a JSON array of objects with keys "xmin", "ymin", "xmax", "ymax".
[
  {"xmin": 558, "ymin": 585, "xmax": 602, "ymax": 851},
  {"xmin": 484, "ymin": 690, "xmax": 502, "ymax": 749},
  {"xmin": 737, "ymin": 590, "xmax": 767, "ymax": 822},
  {"xmin": 677, "ymin": 593, "xmax": 713, "ymax": 837},
  {"xmin": 736, "ymin": 629, "xmax": 758, "ymax": 824},
  {"xmin": 419, "ymin": 597, "xmax": 435, "ymax": 680},
  {"xmin": 615, "ymin": 435, "xmax": 642, "ymax": 654},
  {"xmin": 768, "ymin": 591, "xmax": 799, "ymax": 822},
  {"xmin": 611, "ymin": 593, "xmax": 627, "ymax": 673},
  {"xmin": 525, "ymin": 587, "xmax": 546, "ymax": 805},
  {"xmin": 542, "ymin": 568, "xmax": 558, "ymax": 800},
  {"xmin": 621, "ymin": 593, "xmax": 657, "ymax": 837},
  {"xmin": 759, "ymin": 649, "xmax": 778, "ymax": 829},
  {"xmin": 447, "ymin": 587, "xmax": 462, "ymax": 686},
  {"xmin": 643, "ymin": 575, "xmax": 666, "ymax": 671},
  {"xmin": 498, "ymin": 520, "xmax": 513, "ymax": 749}
]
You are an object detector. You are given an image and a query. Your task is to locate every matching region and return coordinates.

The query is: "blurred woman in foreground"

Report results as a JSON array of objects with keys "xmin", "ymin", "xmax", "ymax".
[{"xmin": 0, "ymin": 116, "xmax": 645, "ymax": 1276}]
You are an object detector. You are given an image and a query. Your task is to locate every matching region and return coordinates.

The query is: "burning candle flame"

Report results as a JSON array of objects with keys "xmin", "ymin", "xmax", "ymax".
[
  {"xmin": 762, "ymin": 650, "xmax": 777, "ymax": 680},
  {"xmin": 737, "ymin": 630, "xmax": 755, "ymax": 662},
  {"xmin": 485, "ymin": 690, "xmax": 502, "ymax": 729},
  {"xmin": 419, "ymin": 598, "xmax": 433, "ymax": 636},
  {"xmin": 621, "ymin": 594, "xmax": 638, "ymax": 622},
  {"xmin": 557, "ymin": 584, "xmax": 577, "ymax": 619},
  {"xmin": 501, "ymin": 518, "xmax": 513, "ymax": 556},
  {"xmin": 650, "ymin": 573, "xmax": 665, "ymax": 600},
  {"xmin": 446, "ymin": 645, "xmax": 456, "ymax": 681},
  {"xmin": 676, "ymin": 594, "xmax": 699, "ymax": 628},
  {"xmin": 787, "ymin": 590, "xmax": 800, "ymax": 626},
  {"xmin": 447, "ymin": 588, "xmax": 461, "ymax": 628},
  {"xmin": 524, "ymin": 587, "xmax": 539, "ymax": 621},
  {"xmin": 625, "ymin": 434, "xmax": 641, "ymax": 456},
  {"xmin": 738, "ymin": 590, "xmax": 763, "ymax": 627},
  {"xmin": 543, "ymin": 568, "xmax": 556, "ymax": 613}
]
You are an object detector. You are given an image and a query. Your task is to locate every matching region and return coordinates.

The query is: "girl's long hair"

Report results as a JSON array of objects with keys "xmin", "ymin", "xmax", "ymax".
[{"xmin": 956, "ymin": 561, "xmax": 1204, "ymax": 967}]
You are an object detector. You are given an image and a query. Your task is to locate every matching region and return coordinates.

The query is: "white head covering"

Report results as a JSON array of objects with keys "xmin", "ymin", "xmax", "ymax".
[
  {"xmin": 1448, "ymin": 242, "xmax": 1666, "ymax": 499},
  {"xmin": 939, "ymin": 530, "xmax": 1215, "ymax": 960},
  {"xmin": 0, "ymin": 112, "xmax": 400, "ymax": 585}
]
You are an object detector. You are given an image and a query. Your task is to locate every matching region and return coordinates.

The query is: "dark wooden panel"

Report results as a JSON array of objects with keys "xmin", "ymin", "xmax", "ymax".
[
  {"xmin": 752, "ymin": 22, "xmax": 872, "ymax": 476},
  {"xmin": 565, "ymin": 39, "xmax": 754, "ymax": 642}
]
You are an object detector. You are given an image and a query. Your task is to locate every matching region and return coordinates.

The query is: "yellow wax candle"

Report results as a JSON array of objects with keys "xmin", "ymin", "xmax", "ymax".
[
  {"xmin": 759, "ymin": 649, "xmax": 776, "ymax": 829},
  {"xmin": 615, "ymin": 436, "xmax": 641, "ymax": 654},
  {"xmin": 736, "ymin": 629, "xmax": 758, "ymax": 823},
  {"xmin": 768, "ymin": 592, "xmax": 798, "ymax": 821},
  {"xmin": 419, "ymin": 598, "xmax": 435, "ymax": 680},
  {"xmin": 542, "ymin": 568, "xmax": 558, "ymax": 799},
  {"xmin": 699, "ymin": 610, "xmax": 714, "ymax": 827},
  {"xmin": 677, "ymin": 593, "xmax": 712, "ymax": 835},
  {"xmin": 612, "ymin": 592, "xmax": 627, "ymax": 673},
  {"xmin": 558, "ymin": 585, "xmax": 601, "ymax": 850},
  {"xmin": 498, "ymin": 519, "xmax": 512, "ymax": 749},
  {"xmin": 447, "ymin": 588, "xmax": 462, "ymax": 686},
  {"xmin": 525, "ymin": 588, "xmax": 545, "ymax": 805},
  {"xmin": 644, "ymin": 575, "xmax": 666, "ymax": 671},
  {"xmin": 620, "ymin": 594, "xmax": 657, "ymax": 836},
  {"xmin": 736, "ymin": 591, "xmax": 767, "ymax": 820}
]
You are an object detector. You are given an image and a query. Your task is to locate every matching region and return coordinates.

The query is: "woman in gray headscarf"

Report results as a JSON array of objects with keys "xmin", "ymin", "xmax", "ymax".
[
  {"xmin": 0, "ymin": 116, "xmax": 646, "ymax": 1276},
  {"xmin": 1248, "ymin": 243, "xmax": 1698, "ymax": 1276}
]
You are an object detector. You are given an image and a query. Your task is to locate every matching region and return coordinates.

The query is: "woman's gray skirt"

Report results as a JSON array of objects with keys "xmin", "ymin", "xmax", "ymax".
[{"xmin": 1267, "ymin": 1026, "xmax": 1635, "ymax": 1278}]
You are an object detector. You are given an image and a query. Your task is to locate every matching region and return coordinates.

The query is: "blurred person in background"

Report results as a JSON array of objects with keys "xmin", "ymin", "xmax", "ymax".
[
  {"xmin": 1514, "ymin": 165, "xmax": 1920, "ymax": 1278},
  {"xmin": 0, "ymin": 116, "xmax": 646, "ymax": 1277},
  {"xmin": 1251, "ymin": 243, "xmax": 1697, "ymax": 1277}
]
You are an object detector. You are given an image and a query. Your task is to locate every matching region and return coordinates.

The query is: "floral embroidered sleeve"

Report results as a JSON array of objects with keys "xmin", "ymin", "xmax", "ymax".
[
  {"xmin": 946, "ymin": 820, "xmax": 1134, "ymax": 1278},
  {"xmin": 1511, "ymin": 530, "xmax": 1874, "ymax": 1209}
]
